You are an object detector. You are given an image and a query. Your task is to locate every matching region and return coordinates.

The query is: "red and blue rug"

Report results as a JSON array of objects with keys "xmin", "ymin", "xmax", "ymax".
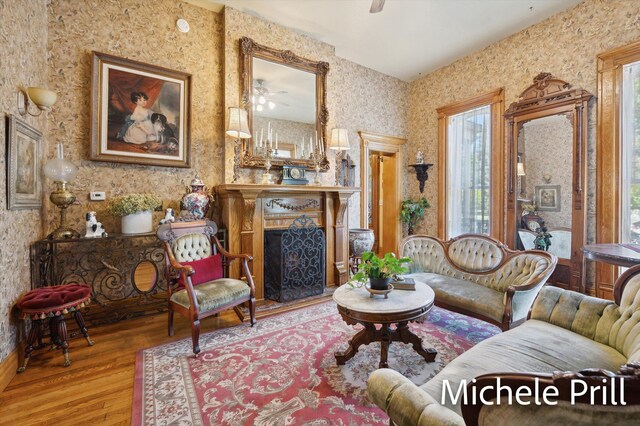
[{"xmin": 132, "ymin": 301, "xmax": 499, "ymax": 425}]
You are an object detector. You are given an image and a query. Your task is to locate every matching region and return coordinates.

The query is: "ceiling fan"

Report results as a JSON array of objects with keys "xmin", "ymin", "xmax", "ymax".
[
  {"xmin": 370, "ymin": 0, "xmax": 385, "ymax": 14},
  {"xmin": 253, "ymin": 79, "xmax": 288, "ymax": 112}
]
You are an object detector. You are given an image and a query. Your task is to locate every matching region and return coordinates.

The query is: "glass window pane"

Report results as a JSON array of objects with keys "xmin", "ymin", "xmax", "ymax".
[
  {"xmin": 621, "ymin": 61, "xmax": 640, "ymax": 244},
  {"xmin": 447, "ymin": 105, "xmax": 491, "ymax": 238}
]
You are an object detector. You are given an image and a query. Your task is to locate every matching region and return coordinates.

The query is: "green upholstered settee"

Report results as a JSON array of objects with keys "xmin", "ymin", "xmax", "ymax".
[
  {"xmin": 401, "ymin": 234, "xmax": 557, "ymax": 330},
  {"xmin": 367, "ymin": 265, "xmax": 640, "ymax": 426}
]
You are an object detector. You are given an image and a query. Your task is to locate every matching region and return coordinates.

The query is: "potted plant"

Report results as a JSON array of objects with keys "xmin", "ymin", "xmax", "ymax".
[
  {"xmin": 400, "ymin": 197, "xmax": 430, "ymax": 235},
  {"xmin": 107, "ymin": 193, "xmax": 161, "ymax": 234},
  {"xmin": 351, "ymin": 251, "xmax": 412, "ymax": 290}
]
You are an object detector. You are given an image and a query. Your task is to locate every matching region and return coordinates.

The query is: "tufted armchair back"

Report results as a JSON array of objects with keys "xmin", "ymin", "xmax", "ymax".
[
  {"xmin": 401, "ymin": 234, "xmax": 554, "ymax": 293},
  {"xmin": 172, "ymin": 233, "xmax": 213, "ymax": 262}
]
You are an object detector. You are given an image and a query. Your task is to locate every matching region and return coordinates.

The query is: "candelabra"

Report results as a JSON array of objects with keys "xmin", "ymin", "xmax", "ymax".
[
  {"xmin": 260, "ymin": 142, "xmax": 277, "ymax": 184},
  {"xmin": 312, "ymin": 151, "xmax": 323, "ymax": 185}
]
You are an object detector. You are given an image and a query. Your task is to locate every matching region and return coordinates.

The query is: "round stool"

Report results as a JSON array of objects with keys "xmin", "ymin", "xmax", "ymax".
[{"xmin": 16, "ymin": 284, "xmax": 94, "ymax": 373}]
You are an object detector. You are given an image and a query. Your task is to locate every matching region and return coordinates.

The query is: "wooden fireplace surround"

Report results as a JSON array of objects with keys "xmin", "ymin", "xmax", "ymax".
[{"xmin": 217, "ymin": 184, "xmax": 359, "ymax": 300}]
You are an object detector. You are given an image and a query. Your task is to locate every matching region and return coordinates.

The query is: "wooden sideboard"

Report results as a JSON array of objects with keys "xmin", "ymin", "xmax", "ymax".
[{"xmin": 216, "ymin": 184, "xmax": 359, "ymax": 301}]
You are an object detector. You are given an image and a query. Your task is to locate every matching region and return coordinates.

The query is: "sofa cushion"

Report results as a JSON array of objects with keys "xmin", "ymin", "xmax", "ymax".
[
  {"xmin": 420, "ymin": 319, "xmax": 627, "ymax": 416},
  {"xmin": 448, "ymin": 237, "xmax": 504, "ymax": 272},
  {"xmin": 408, "ymin": 273, "xmax": 505, "ymax": 323}
]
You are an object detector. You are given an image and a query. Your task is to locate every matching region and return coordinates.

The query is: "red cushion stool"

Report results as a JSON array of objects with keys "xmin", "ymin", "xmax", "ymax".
[{"xmin": 16, "ymin": 284, "xmax": 94, "ymax": 373}]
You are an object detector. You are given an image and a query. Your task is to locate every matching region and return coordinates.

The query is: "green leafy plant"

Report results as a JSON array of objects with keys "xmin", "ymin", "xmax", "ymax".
[
  {"xmin": 400, "ymin": 197, "xmax": 430, "ymax": 235},
  {"xmin": 521, "ymin": 203, "xmax": 536, "ymax": 213},
  {"xmin": 107, "ymin": 194, "xmax": 161, "ymax": 217},
  {"xmin": 351, "ymin": 251, "xmax": 411, "ymax": 284}
]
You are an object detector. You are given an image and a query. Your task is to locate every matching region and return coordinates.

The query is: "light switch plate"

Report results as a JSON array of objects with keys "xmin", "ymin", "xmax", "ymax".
[{"xmin": 90, "ymin": 191, "xmax": 106, "ymax": 201}]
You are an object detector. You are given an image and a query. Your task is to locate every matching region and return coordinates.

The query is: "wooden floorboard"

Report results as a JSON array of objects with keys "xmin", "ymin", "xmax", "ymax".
[
  {"xmin": 0, "ymin": 309, "xmax": 245, "ymax": 425},
  {"xmin": 0, "ymin": 294, "xmax": 333, "ymax": 425}
]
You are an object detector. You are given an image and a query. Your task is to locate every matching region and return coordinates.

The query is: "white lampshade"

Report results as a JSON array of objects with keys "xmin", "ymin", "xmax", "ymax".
[
  {"xmin": 517, "ymin": 162, "xmax": 526, "ymax": 176},
  {"xmin": 225, "ymin": 107, "xmax": 251, "ymax": 139},
  {"xmin": 27, "ymin": 87, "xmax": 57, "ymax": 110},
  {"xmin": 43, "ymin": 143, "xmax": 78, "ymax": 182},
  {"xmin": 329, "ymin": 128, "xmax": 350, "ymax": 151}
]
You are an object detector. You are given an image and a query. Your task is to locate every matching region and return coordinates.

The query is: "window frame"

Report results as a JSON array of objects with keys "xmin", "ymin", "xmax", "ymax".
[
  {"xmin": 437, "ymin": 89, "xmax": 505, "ymax": 241},
  {"xmin": 596, "ymin": 41, "xmax": 640, "ymax": 299}
]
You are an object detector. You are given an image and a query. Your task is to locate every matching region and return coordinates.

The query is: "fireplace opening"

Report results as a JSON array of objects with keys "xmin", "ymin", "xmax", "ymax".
[{"xmin": 264, "ymin": 215, "xmax": 325, "ymax": 302}]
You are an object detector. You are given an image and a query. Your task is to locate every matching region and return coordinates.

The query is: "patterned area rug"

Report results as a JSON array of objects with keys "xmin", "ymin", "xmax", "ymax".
[{"xmin": 132, "ymin": 302, "xmax": 499, "ymax": 425}]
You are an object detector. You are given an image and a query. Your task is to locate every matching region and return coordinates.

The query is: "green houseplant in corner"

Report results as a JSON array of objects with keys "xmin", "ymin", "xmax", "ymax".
[
  {"xmin": 400, "ymin": 197, "xmax": 430, "ymax": 235},
  {"xmin": 107, "ymin": 193, "xmax": 161, "ymax": 235},
  {"xmin": 352, "ymin": 251, "xmax": 412, "ymax": 290}
]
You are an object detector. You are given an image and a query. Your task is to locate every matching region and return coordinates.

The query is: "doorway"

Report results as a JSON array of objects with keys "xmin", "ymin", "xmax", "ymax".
[{"xmin": 359, "ymin": 132, "xmax": 406, "ymax": 256}]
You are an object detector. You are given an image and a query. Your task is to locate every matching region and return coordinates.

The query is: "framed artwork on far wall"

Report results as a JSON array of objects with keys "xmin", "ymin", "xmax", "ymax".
[
  {"xmin": 6, "ymin": 114, "xmax": 42, "ymax": 210},
  {"xmin": 90, "ymin": 51, "xmax": 192, "ymax": 168},
  {"xmin": 535, "ymin": 185, "xmax": 561, "ymax": 212}
]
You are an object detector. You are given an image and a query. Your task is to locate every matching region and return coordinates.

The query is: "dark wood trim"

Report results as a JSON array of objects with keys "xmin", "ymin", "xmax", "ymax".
[
  {"xmin": 436, "ymin": 89, "xmax": 504, "ymax": 240},
  {"xmin": 239, "ymin": 37, "xmax": 329, "ymax": 171},
  {"xmin": 595, "ymin": 41, "xmax": 640, "ymax": 300},
  {"xmin": 504, "ymin": 73, "xmax": 592, "ymax": 293},
  {"xmin": 461, "ymin": 365, "xmax": 640, "ymax": 426}
]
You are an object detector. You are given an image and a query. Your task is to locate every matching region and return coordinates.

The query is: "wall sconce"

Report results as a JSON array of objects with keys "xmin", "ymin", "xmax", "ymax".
[
  {"xmin": 517, "ymin": 156, "xmax": 526, "ymax": 198},
  {"xmin": 329, "ymin": 128, "xmax": 350, "ymax": 186},
  {"xmin": 17, "ymin": 87, "xmax": 58, "ymax": 116},
  {"xmin": 44, "ymin": 143, "xmax": 80, "ymax": 239},
  {"xmin": 409, "ymin": 163, "xmax": 433, "ymax": 193},
  {"xmin": 225, "ymin": 107, "xmax": 251, "ymax": 183}
]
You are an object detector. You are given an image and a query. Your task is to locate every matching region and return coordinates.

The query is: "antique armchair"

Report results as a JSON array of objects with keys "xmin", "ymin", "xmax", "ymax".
[{"xmin": 157, "ymin": 220, "xmax": 256, "ymax": 355}]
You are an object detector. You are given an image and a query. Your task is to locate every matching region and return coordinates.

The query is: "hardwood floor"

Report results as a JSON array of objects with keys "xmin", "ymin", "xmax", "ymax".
[{"xmin": 0, "ymin": 310, "xmax": 245, "ymax": 425}]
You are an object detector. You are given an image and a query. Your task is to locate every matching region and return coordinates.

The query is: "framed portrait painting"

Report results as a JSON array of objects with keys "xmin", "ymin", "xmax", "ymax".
[
  {"xmin": 535, "ymin": 185, "xmax": 561, "ymax": 212},
  {"xmin": 6, "ymin": 114, "xmax": 42, "ymax": 210},
  {"xmin": 90, "ymin": 52, "xmax": 191, "ymax": 167}
]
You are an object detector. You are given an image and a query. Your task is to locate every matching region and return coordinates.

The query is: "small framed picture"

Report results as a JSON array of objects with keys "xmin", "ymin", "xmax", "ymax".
[
  {"xmin": 6, "ymin": 115, "xmax": 42, "ymax": 210},
  {"xmin": 90, "ymin": 51, "xmax": 191, "ymax": 168},
  {"xmin": 535, "ymin": 185, "xmax": 561, "ymax": 212}
]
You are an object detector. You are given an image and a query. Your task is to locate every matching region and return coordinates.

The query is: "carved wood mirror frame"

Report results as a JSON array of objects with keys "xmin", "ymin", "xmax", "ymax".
[
  {"xmin": 239, "ymin": 37, "xmax": 330, "ymax": 171},
  {"xmin": 505, "ymin": 73, "xmax": 592, "ymax": 292}
]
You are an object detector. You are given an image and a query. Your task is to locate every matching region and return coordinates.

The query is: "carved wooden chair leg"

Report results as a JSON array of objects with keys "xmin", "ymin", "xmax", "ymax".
[
  {"xmin": 55, "ymin": 316, "xmax": 71, "ymax": 367},
  {"xmin": 73, "ymin": 311, "xmax": 94, "ymax": 346},
  {"xmin": 192, "ymin": 319, "xmax": 201, "ymax": 356},
  {"xmin": 17, "ymin": 320, "xmax": 41, "ymax": 373},
  {"xmin": 168, "ymin": 306, "xmax": 174, "ymax": 337},
  {"xmin": 249, "ymin": 297, "xmax": 256, "ymax": 326},
  {"xmin": 49, "ymin": 316, "xmax": 61, "ymax": 350}
]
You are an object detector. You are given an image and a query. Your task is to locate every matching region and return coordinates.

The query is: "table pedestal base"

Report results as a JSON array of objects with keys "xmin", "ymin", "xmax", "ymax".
[{"xmin": 335, "ymin": 319, "xmax": 437, "ymax": 368}]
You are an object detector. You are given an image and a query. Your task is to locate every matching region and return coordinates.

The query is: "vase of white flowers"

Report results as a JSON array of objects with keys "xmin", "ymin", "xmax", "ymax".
[{"xmin": 107, "ymin": 194, "xmax": 161, "ymax": 234}]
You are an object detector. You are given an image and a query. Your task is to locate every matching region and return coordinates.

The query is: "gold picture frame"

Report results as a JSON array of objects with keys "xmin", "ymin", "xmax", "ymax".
[
  {"xmin": 90, "ymin": 51, "xmax": 192, "ymax": 168},
  {"xmin": 6, "ymin": 114, "xmax": 42, "ymax": 210}
]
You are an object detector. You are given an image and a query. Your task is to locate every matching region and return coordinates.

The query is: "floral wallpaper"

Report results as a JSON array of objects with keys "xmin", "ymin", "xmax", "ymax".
[
  {"xmin": 521, "ymin": 115, "xmax": 574, "ymax": 229},
  {"xmin": 0, "ymin": 0, "xmax": 48, "ymax": 364},
  {"xmin": 46, "ymin": 0, "xmax": 223, "ymax": 233},
  {"xmin": 407, "ymin": 0, "xmax": 640, "ymax": 258},
  {"xmin": 223, "ymin": 7, "xmax": 408, "ymax": 227}
]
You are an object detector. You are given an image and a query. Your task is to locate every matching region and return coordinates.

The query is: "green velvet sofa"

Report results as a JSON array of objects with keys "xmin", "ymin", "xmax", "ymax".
[
  {"xmin": 401, "ymin": 234, "xmax": 557, "ymax": 330},
  {"xmin": 367, "ymin": 265, "xmax": 640, "ymax": 425}
]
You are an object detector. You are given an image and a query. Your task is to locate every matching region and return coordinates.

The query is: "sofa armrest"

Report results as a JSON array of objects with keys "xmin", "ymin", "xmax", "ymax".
[
  {"xmin": 529, "ymin": 286, "xmax": 615, "ymax": 341},
  {"xmin": 508, "ymin": 280, "xmax": 548, "ymax": 324},
  {"xmin": 368, "ymin": 369, "xmax": 465, "ymax": 426}
]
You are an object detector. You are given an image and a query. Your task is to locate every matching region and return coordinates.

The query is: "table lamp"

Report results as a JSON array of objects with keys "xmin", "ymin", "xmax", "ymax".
[
  {"xmin": 225, "ymin": 107, "xmax": 251, "ymax": 183},
  {"xmin": 329, "ymin": 128, "xmax": 350, "ymax": 185},
  {"xmin": 44, "ymin": 143, "xmax": 80, "ymax": 239}
]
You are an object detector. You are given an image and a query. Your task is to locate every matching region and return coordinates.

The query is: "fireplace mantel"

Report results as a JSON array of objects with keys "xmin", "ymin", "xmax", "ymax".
[{"xmin": 217, "ymin": 184, "xmax": 359, "ymax": 301}]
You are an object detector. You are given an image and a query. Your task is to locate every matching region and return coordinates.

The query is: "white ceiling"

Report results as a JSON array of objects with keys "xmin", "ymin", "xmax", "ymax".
[{"xmin": 187, "ymin": 0, "xmax": 582, "ymax": 82}]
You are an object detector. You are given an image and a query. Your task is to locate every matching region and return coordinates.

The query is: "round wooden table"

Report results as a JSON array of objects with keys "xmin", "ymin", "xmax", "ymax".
[
  {"xmin": 582, "ymin": 243, "xmax": 640, "ymax": 268},
  {"xmin": 332, "ymin": 282, "xmax": 436, "ymax": 368}
]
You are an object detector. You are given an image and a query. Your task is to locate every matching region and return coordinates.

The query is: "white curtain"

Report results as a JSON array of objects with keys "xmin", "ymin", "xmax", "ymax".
[
  {"xmin": 447, "ymin": 105, "xmax": 491, "ymax": 238},
  {"xmin": 621, "ymin": 60, "xmax": 640, "ymax": 244}
]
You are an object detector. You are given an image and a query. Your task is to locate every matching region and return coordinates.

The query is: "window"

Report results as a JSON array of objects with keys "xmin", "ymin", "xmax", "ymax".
[
  {"xmin": 621, "ymin": 61, "xmax": 640, "ymax": 244},
  {"xmin": 437, "ymin": 89, "xmax": 504, "ymax": 240},
  {"xmin": 447, "ymin": 105, "xmax": 491, "ymax": 237}
]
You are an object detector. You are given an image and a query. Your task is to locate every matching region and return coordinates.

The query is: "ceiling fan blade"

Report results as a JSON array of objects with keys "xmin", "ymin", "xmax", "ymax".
[
  {"xmin": 272, "ymin": 91, "xmax": 288, "ymax": 95},
  {"xmin": 370, "ymin": 0, "xmax": 385, "ymax": 14}
]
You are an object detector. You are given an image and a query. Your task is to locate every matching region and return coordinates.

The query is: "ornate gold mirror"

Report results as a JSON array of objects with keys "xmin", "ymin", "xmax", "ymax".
[
  {"xmin": 132, "ymin": 260, "xmax": 158, "ymax": 293},
  {"xmin": 239, "ymin": 37, "xmax": 329, "ymax": 170},
  {"xmin": 505, "ymin": 73, "xmax": 592, "ymax": 292}
]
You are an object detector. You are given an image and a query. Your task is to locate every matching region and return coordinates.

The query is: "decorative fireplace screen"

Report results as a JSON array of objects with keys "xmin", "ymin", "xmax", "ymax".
[{"xmin": 264, "ymin": 214, "xmax": 325, "ymax": 302}]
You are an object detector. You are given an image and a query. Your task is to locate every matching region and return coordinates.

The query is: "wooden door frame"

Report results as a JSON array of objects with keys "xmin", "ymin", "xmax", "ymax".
[
  {"xmin": 595, "ymin": 40, "xmax": 640, "ymax": 299},
  {"xmin": 436, "ymin": 89, "xmax": 505, "ymax": 241},
  {"xmin": 359, "ymin": 131, "xmax": 406, "ymax": 255}
]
